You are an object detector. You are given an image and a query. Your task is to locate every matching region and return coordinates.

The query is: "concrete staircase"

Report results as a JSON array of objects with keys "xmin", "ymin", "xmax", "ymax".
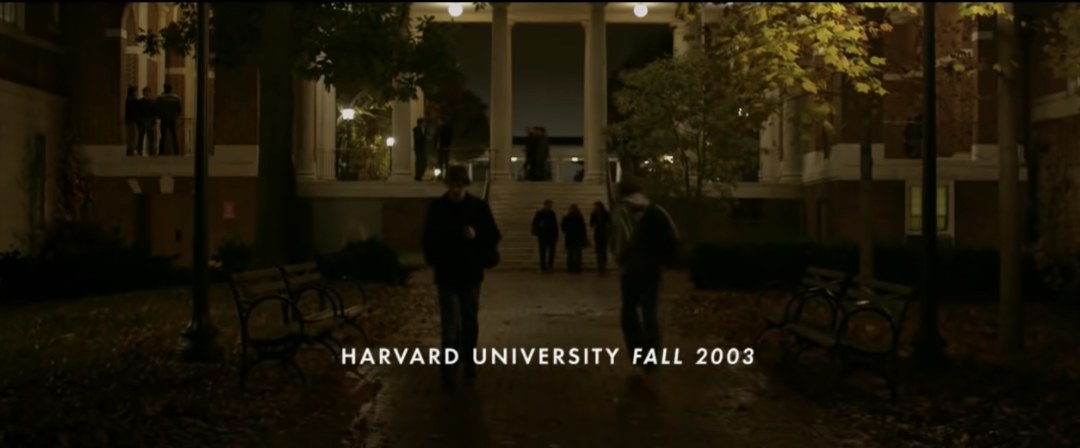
[{"xmin": 487, "ymin": 181, "xmax": 610, "ymax": 270}]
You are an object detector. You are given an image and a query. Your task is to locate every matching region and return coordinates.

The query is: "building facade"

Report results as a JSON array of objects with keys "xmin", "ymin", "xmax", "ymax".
[{"xmin": 2, "ymin": 2, "xmax": 1078, "ymax": 261}]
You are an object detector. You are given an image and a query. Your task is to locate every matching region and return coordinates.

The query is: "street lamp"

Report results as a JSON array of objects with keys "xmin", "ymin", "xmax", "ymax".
[
  {"xmin": 448, "ymin": 3, "xmax": 463, "ymax": 17},
  {"xmin": 510, "ymin": 156, "xmax": 518, "ymax": 162},
  {"xmin": 341, "ymin": 107, "xmax": 356, "ymax": 121},
  {"xmin": 571, "ymin": 157, "xmax": 580, "ymax": 162},
  {"xmin": 433, "ymin": 168, "xmax": 443, "ymax": 177},
  {"xmin": 177, "ymin": 1, "xmax": 222, "ymax": 363},
  {"xmin": 386, "ymin": 136, "xmax": 396, "ymax": 147},
  {"xmin": 633, "ymin": 3, "xmax": 648, "ymax": 18}
]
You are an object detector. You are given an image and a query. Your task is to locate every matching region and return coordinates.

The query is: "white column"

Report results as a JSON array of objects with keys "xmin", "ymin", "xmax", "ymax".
[
  {"xmin": 294, "ymin": 79, "xmax": 317, "ymax": 180},
  {"xmin": 673, "ymin": 16, "xmax": 701, "ymax": 57},
  {"xmin": 315, "ymin": 79, "xmax": 337, "ymax": 180},
  {"xmin": 583, "ymin": 3, "xmax": 607, "ymax": 183},
  {"xmin": 489, "ymin": 3, "xmax": 513, "ymax": 181},
  {"xmin": 759, "ymin": 114, "xmax": 781, "ymax": 182},
  {"xmin": 779, "ymin": 95, "xmax": 803, "ymax": 183}
]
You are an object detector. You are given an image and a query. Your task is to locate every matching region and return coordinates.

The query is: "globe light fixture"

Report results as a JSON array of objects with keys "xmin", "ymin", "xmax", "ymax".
[
  {"xmin": 510, "ymin": 156, "xmax": 518, "ymax": 162},
  {"xmin": 448, "ymin": 3, "xmax": 463, "ymax": 18},
  {"xmin": 433, "ymin": 168, "xmax": 443, "ymax": 177},
  {"xmin": 571, "ymin": 157, "xmax": 580, "ymax": 162},
  {"xmin": 633, "ymin": 3, "xmax": 648, "ymax": 18},
  {"xmin": 386, "ymin": 136, "xmax": 396, "ymax": 147},
  {"xmin": 341, "ymin": 108, "xmax": 356, "ymax": 121}
]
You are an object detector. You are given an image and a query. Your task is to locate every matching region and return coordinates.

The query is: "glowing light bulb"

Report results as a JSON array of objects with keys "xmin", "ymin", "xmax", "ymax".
[
  {"xmin": 341, "ymin": 108, "xmax": 356, "ymax": 120},
  {"xmin": 386, "ymin": 136, "xmax": 396, "ymax": 147},
  {"xmin": 448, "ymin": 3, "xmax": 463, "ymax": 17},
  {"xmin": 633, "ymin": 3, "xmax": 648, "ymax": 18}
]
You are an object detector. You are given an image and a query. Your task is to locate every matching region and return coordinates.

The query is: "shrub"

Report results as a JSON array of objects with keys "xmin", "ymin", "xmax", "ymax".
[
  {"xmin": 687, "ymin": 241, "xmax": 1050, "ymax": 301},
  {"xmin": 319, "ymin": 238, "xmax": 412, "ymax": 285},
  {"xmin": 0, "ymin": 221, "xmax": 180, "ymax": 300}
]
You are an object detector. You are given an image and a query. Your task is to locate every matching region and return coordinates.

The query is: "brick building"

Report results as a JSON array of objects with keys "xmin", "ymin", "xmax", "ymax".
[{"xmin": 1, "ymin": 3, "xmax": 1078, "ymax": 264}]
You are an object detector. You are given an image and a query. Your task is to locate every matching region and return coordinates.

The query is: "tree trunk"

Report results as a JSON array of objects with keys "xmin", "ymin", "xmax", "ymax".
[
  {"xmin": 996, "ymin": 4, "xmax": 1022, "ymax": 357},
  {"xmin": 253, "ymin": 2, "xmax": 300, "ymax": 267}
]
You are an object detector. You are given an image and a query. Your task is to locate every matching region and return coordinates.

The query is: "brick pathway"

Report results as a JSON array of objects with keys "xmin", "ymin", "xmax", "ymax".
[{"xmin": 350, "ymin": 271, "xmax": 878, "ymax": 448}]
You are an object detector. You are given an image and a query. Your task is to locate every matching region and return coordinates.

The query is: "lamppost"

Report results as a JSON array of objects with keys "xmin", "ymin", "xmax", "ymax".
[
  {"xmin": 912, "ymin": 1, "xmax": 946, "ymax": 367},
  {"xmin": 339, "ymin": 108, "xmax": 356, "ymax": 180},
  {"xmin": 177, "ymin": 1, "xmax": 223, "ymax": 362}
]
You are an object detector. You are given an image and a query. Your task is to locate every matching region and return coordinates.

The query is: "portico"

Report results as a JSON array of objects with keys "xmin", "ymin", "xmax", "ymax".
[{"xmin": 380, "ymin": 2, "xmax": 686, "ymax": 184}]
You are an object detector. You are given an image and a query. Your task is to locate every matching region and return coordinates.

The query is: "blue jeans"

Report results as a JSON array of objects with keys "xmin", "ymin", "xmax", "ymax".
[{"xmin": 437, "ymin": 283, "xmax": 481, "ymax": 375}]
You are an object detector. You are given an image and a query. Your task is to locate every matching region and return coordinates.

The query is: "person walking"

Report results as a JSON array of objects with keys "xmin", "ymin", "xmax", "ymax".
[
  {"xmin": 535, "ymin": 127, "xmax": 551, "ymax": 181},
  {"xmin": 561, "ymin": 204, "xmax": 588, "ymax": 274},
  {"xmin": 421, "ymin": 165, "xmax": 502, "ymax": 390},
  {"xmin": 590, "ymin": 201, "xmax": 612, "ymax": 274},
  {"xmin": 610, "ymin": 178, "xmax": 680, "ymax": 373},
  {"xmin": 531, "ymin": 199, "xmax": 558, "ymax": 272},
  {"xmin": 523, "ymin": 127, "xmax": 537, "ymax": 181},
  {"xmin": 156, "ymin": 84, "xmax": 183, "ymax": 155},
  {"xmin": 413, "ymin": 118, "xmax": 428, "ymax": 181}
]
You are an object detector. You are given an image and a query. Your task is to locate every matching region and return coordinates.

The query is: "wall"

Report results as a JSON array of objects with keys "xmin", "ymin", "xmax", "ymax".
[{"xmin": 0, "ymin": 78, "xmax": 66, "ymax": 251}]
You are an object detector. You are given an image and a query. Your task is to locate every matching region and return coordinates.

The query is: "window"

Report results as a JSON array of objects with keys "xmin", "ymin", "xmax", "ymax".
[
  {"xmin": 907, "ymin": 182, "xmax": 952, "ymax": 234},
  {"xmin": 0, "ymin": 3, "xmax": 25, "ymax": 30}
]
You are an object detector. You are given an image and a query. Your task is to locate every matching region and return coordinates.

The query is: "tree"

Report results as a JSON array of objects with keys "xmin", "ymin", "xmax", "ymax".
[
  {"xmin": 611, "ymin": 3, "xmax": 891, "ymax": 198},
  {"xmin": 427, "ymin": 83, "xmax": 491, "ymax": 162},
  {"xmin": 139, "ymin": 3, "xmax": 464, "ymax": 266}
]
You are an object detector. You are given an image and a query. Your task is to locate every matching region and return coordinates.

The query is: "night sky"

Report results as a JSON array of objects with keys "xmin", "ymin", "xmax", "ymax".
[{"xmin": 450, "ymin": 23, "xmax": 672, "ymax": 138}]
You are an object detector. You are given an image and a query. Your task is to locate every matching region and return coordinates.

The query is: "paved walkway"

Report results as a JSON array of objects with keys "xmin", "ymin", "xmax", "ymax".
[{"xmin": 352, "ymin": 271, "xmax": 876, "ymax": 448}]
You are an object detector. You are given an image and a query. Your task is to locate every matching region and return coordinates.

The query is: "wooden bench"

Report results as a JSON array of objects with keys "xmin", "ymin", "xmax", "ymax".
[
  {"xmin": 228, "ymin": 267, "xmax": 342, "ymax": 388},
  {"xmin": 783, "ymin": 276, "xmax": 915, "ymax": 399},
  {"xmin": 752, "ymin": 266, "xmax": 853, "ymax": 349},
  {"xmin": 279, "ymin": 261, "xmax": 369, "ymax": 343}
]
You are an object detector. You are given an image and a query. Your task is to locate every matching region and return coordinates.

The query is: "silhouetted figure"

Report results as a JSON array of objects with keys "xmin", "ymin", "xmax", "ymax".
[
  {"xmin": 561, "ymin": 204, "xmax": 588, "ymax": 274},
  {"xmin": 136, "ymin": 87, "xmax": 158, "ymax": 156},
  {"xmin": 531, "ymin": 199, "xmax": 559, "ymax": 272},
  {"xmin": 611, "ymin": 178, "xmax": 680, "ymax": 373},
  {"xmin": 590, "ymin": 201, "xmax": 611, "ymax": 273},
  {"xmin": 437, "ymin": 121, "xmax": 453, "ymax": 179},
  {"xmin": 422, "ymin": 166, "xmax": 502, "ymax": 389},
  {"xmin": 414, "ymin": 118, "xmax": 428, "ymax": 181},
  {"xmin": 523, "ymin": 127, "xmax": 537, "ymax": 181},
  {"xmin": 156, "ymin": 83, "xmax": 183, "ymax": 155},
  {"xmin": 535, "ymin": 127, "xmax": 551, "ymax": 181},
  {"xmin": 125, "ymin": 86, "xmax": 139, "ymax": 156}
]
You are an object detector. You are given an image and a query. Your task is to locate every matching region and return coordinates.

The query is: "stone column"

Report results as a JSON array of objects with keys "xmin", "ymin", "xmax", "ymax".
[
  {"xmin": 779, "ymin": 94, "xmax": 803, "ymax": 183},
  {"xmin": 294, "ymin": 78, "xmax": 317, "ymax": 180},
  {"xmin": 759, "ymin": 108, "xmax": 782, "ymax": 182},
  {"xmin": 673, "ymin": 15, "xmax": 702, "ymax": 56},
  {"xmin": 583, "ymin": 3, "xmax": 607, "ymax": 183},
  {"xmin": 389, "ymin": 98, "xmax": 414, "ymax": 181},
  {"xmin": 315, "ymin": 79, "xmax": 337, "ymax": 180},
  {"xmin": 489, "ymin": 3, "xmax": 513, "ymax": 180}
]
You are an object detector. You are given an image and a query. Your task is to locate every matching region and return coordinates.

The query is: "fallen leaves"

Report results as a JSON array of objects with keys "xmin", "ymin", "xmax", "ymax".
[{"xmin": 0, "ymin": 275, "xmax": 439, "ymax": 447}]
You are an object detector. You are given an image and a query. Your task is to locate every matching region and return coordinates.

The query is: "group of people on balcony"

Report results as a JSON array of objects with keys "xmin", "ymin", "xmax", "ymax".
[
  {"xmin": 523, "ymin": 126, "xmax": 551, "ymax": 181},
  {"xmin": 413, "ymin": 117, "xmax": 455, "ymax": 181},
  {"xmin": 124, "ymin": 84, "xmax": 184, "ymax": 156},
  {"xmin": 532, "ymin": 200, "xmax": 612, "ymax": 274}
]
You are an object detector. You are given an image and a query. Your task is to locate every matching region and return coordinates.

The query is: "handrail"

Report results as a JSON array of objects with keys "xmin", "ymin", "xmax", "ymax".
[
  {"xmin": 605, "ymin": 158, "xmax": 616, "ymax": 207},
  {"xmin": 482, "ymin": 145, "xmax": 493, "ymax": 201}
]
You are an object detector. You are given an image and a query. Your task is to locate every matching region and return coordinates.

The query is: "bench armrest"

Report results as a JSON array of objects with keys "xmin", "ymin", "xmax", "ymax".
[
  {"xmin": 240, "ymin": 294, "xmax": 307, "ymax": 339},
  {"xmin": 835, "ymin": 305, "xmax": 901, "ymax": 353},
  {"xmin": 789, "ymin": 288, "xmax": 844, "ymax": 327},
  {"xmin": 290, "ymin": 283, "xmax": 345, "ymax": 318}
]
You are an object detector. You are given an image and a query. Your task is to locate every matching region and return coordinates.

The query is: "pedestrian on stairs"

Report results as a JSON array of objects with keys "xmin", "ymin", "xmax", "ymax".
[
  {"xmin": 531, "ymin": 199, "xmax": 559, "ymax": 272},
  {"xmin": 610, "ymin": 178, "xmax": 681, "ymax": 374},
  {"xmin": 561, "ymin": 204, "xmax": 588, "ymax": 274},
  {"xmin": 590, "ymin": 201, "xmax": 611, "ymax": 274}
]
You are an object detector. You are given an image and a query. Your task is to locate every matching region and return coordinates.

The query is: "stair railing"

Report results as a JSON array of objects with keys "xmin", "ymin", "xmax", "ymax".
[{"xmin": 483, "ymin": 145, "xmax": 493, "ymax": 202}]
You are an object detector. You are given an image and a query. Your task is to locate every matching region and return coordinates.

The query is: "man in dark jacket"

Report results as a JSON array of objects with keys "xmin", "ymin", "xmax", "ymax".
[
  {"xmin": 125, "ymin": 86, "xmax": 139, "ymax": 156},
  {"xmin": 610, "ymin": 178, "xmax": 680, "ymax": 373},
  {"xmin": 156, "ymin": 83, "xmax": 183, "ymax": 155},
  {"xmin": 422, "ymin": 165, "xmax": 501, "ymax": 389},
  {"xmin": 531, "ymin": 199, "xmax": 559, "ymax": 272},
  {"xmin": 413, "ymin": 118, "xmax": 428, "ymax": 181},
  {"xmin": 136, "ymin": 87, "xmax": 158, "ymax": 156}
]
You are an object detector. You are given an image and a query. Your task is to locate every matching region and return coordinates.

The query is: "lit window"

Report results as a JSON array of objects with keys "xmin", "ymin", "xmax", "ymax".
[
  {"xmin": 908, "ymin": 184, "xmax": 950, "ymax": 233},
  {"xmin": 0, "ymin": 3, "xmax": 25, "ymax": 30}
]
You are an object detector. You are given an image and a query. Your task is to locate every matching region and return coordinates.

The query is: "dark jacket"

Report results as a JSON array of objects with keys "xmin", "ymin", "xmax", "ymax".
[
  {"xmin": 125, "ymin": 96, "xmax": 139, "ymax": 124},
  {"xmin": 531, "ymin": 209, "xmax": 558, "ymax": 242},
  {"xmin": 136, "ymin": 98, "xmax": 157, "ymax": 125},
  {"xmin": 156, "ymin": 93, "xmax": 182, "ymax": 121},
  {"xmin": 561, "ymin": 212, "xmax": 588, "ymax": 249},
  {"xmin": 413, "ymin": 126, "xmax": 427, "ymax": 153},
  {"xmin": 422, "ymin": 192, "xmax": 501, "ymax": 286},
  {"xmin": 611, "ymin": 193, "xmax": 680, "ymax": 273},
  {"xmin": 590, "ymin": 209, "xmax": 611, "ymax": 242}
]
